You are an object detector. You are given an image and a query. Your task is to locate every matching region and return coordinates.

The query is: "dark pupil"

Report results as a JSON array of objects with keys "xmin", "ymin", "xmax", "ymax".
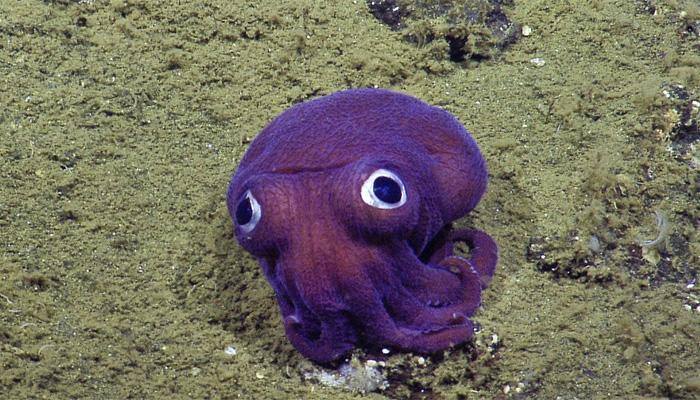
[
  {"xmin": 373, "ymin": 176, "xmax": 402, "ymax": 204},
  {"xmin": 236, "ymin": 197, "xmax": 253, "ymax": 225}
]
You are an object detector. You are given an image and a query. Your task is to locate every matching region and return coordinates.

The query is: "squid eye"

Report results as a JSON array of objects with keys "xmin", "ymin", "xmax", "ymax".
[
  {"xmin": 361, "ymin": 169, "xmax": 407, "ymax": 209},
  {"xmin": 235, "ymin": 190, "xmax": 261, "ymax": 233}
]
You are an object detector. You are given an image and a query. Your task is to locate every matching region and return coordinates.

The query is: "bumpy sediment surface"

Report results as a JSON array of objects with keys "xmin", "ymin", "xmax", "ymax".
[{"xmin": 1, "ymin": 1, "xmax": 698, "ymax": 398}]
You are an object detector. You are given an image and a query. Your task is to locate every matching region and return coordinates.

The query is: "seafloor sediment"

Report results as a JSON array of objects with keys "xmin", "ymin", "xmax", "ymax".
[{"xmin": 0, "ymin": 0, "xmax": 698, "ymax": 398}]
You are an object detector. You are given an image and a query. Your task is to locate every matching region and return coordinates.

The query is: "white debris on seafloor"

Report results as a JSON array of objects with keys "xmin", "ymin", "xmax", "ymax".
[
  {"xmin": 529, "ymin": 57, "xmax": 546, "ymax": 67},
  {"xmin": 491, "ymin": 334, "xmax": 499, "ymax": 345},
  {"xmin": 303, "ymin": 359, "xmax": 389, "ymax": 394},
  {"xmin": 522, "ymin": 25, "xmax": 532, "ymax": 36},
  {"xmin": 224, "ymin": 345, "xmax": 237, "ymax": 356}
]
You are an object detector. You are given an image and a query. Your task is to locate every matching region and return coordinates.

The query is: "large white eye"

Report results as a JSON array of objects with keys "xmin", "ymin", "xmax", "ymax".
[
  {"xmin": 361, "ymin": 169, "xmax": 407, "ymax": 209},
  {"xmin": 235, "ymin": 190, "xmax": 261, "ymax": 234}
]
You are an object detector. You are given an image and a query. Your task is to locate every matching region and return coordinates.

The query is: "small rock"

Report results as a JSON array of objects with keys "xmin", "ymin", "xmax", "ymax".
[{"xmin": 522, "ymin": 25, "xmax": 532, "ymax": 36}]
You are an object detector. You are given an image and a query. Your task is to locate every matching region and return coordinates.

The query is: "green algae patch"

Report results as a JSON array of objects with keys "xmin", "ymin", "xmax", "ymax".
[{"xmin": 1, "ymin": 0, "xmax": 698, "ymax": 398}]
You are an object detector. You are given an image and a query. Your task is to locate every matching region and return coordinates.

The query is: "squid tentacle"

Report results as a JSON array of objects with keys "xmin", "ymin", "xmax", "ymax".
[
  {"xmin": 447, "ymin": 229, "xmax": 498, "ymax": 288},
  {"xmin": 283, "ymin": 312, "xmax": 356, "ymax": 364}
]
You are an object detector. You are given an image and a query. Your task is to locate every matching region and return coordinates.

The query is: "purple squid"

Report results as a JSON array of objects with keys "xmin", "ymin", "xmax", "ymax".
[{"xmin": 227, "ymin": 88, "xmax": 498, "ymax": 363}]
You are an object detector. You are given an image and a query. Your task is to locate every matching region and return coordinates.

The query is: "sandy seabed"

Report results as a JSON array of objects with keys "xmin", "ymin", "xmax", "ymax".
[{"xmin": 1, "ymin": 0, "xmax": 698, "ymax": 398}]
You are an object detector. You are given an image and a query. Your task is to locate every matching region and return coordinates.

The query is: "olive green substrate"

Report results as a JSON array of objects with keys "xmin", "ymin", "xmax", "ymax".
[{"xmin": 0, "ymin": 0, "xmax": 697, "ymax": 398}]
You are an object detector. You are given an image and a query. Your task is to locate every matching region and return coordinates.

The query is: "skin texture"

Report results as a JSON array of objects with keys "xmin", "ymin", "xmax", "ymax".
[{"xmin": 227, "ymin": 88, "xmax": 498, "ymax": 364}]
